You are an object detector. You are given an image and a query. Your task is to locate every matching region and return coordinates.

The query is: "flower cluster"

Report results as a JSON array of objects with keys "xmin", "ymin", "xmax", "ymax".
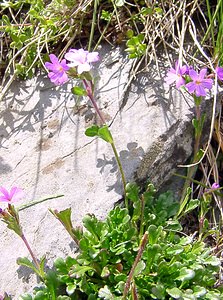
[
  {"xmin": 45, "ymin": 48, "xmax": 99, "ymax": 86},
  {"xmin": 165, "ymin": 61, "xmax": 223, "ymax": 97}
]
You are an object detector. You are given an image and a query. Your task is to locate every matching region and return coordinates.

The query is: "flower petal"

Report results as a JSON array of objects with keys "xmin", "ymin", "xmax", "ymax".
[
  {"xmin": 180, "ymin": 65, "xmax": 188, "ymax": 75},
  {"xmin": 45, "ymin": 62, "xmax": 56, "ymax": 71},
  {"xmin": 202, "ymin": 79, "xmax": 213, "ymax": 90},
  {"xmin": 0, "ymin": 186, "xmax": 10, "ymax": 200},
  {"xmin": 65, "ymin": 49, "xmax": 87, "ymax": 64},
  {"xmin": 195, "ymin": 85, "xmax": 206, "ymax": 97},
  {"xmin": 60, "ymin": 59, "xmax": 70, "ymax": 71},
  {"xmin": 176, "ymin": 77, "xmax": 185, "ymax": 88},
  {"xmin": 77, "ymin": 63, "xmax": 91, "ymax": 74},
  {"xmin": 9, "ymin": 187, "xmax": 24, "ymax": 202},
  {"xmin": 189, "ymin": 69, "xmax": 198, "ymax": 81},
  {"xmin": 0, "ymin": 196, "xmax": 9, "ymax": 202},
  {"xmin": 87, "ymin": 52, "xmax": 99, "ymax": 63},
  {"xmin": 216, "ymin": 67, "xmax": 223, "ymax": 80},
  {"xmin": 49, "ymin": 54, "xmax": 59, "ymax": 65},
  {"xmin": 199, "ymin": 68, "xmax": 207, "ymax": 80},
  {"xmin": 186, "ymin": 82, "xmax": 196, "ymax": 94}
]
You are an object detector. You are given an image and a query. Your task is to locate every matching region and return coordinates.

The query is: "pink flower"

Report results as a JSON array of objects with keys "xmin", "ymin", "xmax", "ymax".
[
  {"xmin": 45, "ymin": 54, "xmax": 70, "ymax": 85},
  {"xmin": 186, "ymin": 68, "xmax": 213, "ymax": 97},
  {"xmin": 0, "ymin": 187, "xmax": 24, "ymax": 203},
  {"xmin": 211, "ymin": 183, "xmax": 220, "ymax": 190},
  {"xmin": 216, "ymin": 66, "xmax": 223, "ymax": 81},
  {"xmin": 64, "ymin": 48, "xmax": 99, "ymax": 74},
  {"xmin": 165, "ymin": 61, "xmax": 188, "ymax": 88}
]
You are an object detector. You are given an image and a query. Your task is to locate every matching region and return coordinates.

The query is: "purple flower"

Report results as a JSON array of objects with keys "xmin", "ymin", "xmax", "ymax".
[
  {"xmin": 45, "ymin": 54, "xmax": 70, "ymax": 85},
  {"xmin": 216, "ymin": 66, "xmax": 223, "ymax": 81},
  {"xmin": 186, "ymin": 68, "xmax": 213, "ymax": 97},
  {"xmin": 0, "ymin": 186, "xmax": 24, "ymax": 203},
  {"xmin": 165, "ymin": 61, "xmax": 188, "ymax": 88},
  {"xmin": 211, "ymin": 183, "xmax": 220, "ymax": 190},
  {"xmin": 64, "ymin": 49, "xmax": 99, "ymax": 74}
]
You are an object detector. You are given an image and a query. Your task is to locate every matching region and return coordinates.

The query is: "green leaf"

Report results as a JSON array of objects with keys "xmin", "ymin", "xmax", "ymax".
[
  {"xmin": 151, "ymin": 284, "xmax": 165, "ymax": 299},
  {"xmin": 85, "ymin": 125, "xmax": 113, "ymax": 143},
  {"xmin": 18, "ymin": 295, "xmax": 33, "ymax": 300},
  {"xmin": 101, "ymin": 266, "xmax": 110, "ymax": 278},
  {"xmin": 204, "ymin": 255, "xmax": 220, "ymax": 266},
  {"xmin": 85, "ymin": 125, "xmax": 99, "ymax": 137},
  {"xmin": 176, "ymin": 267, "xmax": 195, "ymax": 281},
  {"xmin": 83, "ymin": 214, "xmax": 104, "ymax": 240},
  {"xmin": 70, "ymin": 264, "xmax": 95, "ymax": 278},
  {"xmin": 2, "ymin": 14, "xmax": 11, "ymax": 25},
  {"xmin": 165, "ymin": 220, "xmax": 182, "ymax": 231},
  {"xmin": 71, "ymin": 86, "xmax": 87, "ymax": 96},
  {"xmin": 166, "ymin": 244, "xmax": 184, "ymax": 255},
  {"xmin": 32, "ymin": 291, "xmax": 47, "ymax": 299},
  {"xmin": 205, "ymin": 290, "xmax": 221, "ymax": 299},
  {"xmin": 98, "ymin": 285, "xmax": 114, "ymax": 299},
  {"xmin": 17, "ymin": 257, "xmax": 40, "ymax": 276},
  {"xmin": 133, "ymin": 260, "xmax": 146, "ymax": 276},
  {"xmin": 39, "ymin": 255, "xmax": 46, "ymax": 278},
  {"xmin": 148, "ymin": 225, "xmax": 158, "ymax": 244},
  {"xmin": 126, "ymin": 29, "xmax": 134, "ymax": 38},
  {"xmin": 193, "ymin": 286, "xmax": 206, "ymax": 297},
  {"xmin": 66, "ymin": 283, "xmax": 76, "ymax": 295},
  {"xmin": 185, "ymin": 199, "xmax": 200, "ymax": 213},
  {"xmin": 45, "ymin": 270, "xmax": 59, "ymax": 298},
  {"xmin": 49, "ymin": 208, "xmax": 82, "ymax": 243},
  {"xmin": 126, "ymin": 182, "xmax": 139, "ymax": 202},
  {"xmin": 98, "ymin": 125, "xmax": 113, "ymax": 143},
  {"xmin": 166, "ymin": 287, "xmax": 182, "ymax": 299},
  {"xmin": 54, "ymin": 257, "xmax": 67, "ymax": 272}
]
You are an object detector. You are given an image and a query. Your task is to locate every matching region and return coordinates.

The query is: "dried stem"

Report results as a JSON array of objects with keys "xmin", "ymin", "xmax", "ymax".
[{"xmin": 123, "ymin": 232, "xmax": 148, "ymax": 299}]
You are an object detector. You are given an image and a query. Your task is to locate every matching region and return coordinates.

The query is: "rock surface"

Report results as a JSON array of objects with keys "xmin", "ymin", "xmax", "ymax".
[{"xmin": 0, "ymin": 45, "xmax": 211, "ymax": 298}]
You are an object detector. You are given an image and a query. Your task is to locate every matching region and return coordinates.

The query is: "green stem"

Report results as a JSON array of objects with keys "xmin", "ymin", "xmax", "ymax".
[
  {"xmin": 179, "ymin": 104, "xmax": 202, "ymax": 205},
  {"xmin": 111, "ymin": 142, "xmax": 127, "ymax": 203},
  {"xmin": 83, "ymin": 79, "xmax": 127, "ymax": 200},
  {"xmin": 88, "ymin": 0, "xmax": 98, "ymax": 51},
  {"xmin": 139, "ymin": 195, "xmax": 145, "ymax": 237},
  {"xmin": 18, "ymin": 194, "xmax": 64, "ymax": 211}
]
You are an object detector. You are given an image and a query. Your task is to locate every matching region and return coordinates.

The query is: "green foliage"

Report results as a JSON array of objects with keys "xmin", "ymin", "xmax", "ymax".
[
  {"xmin": 85, "ymin": 125, "xmax": 114, "ymax": 144},
  {"xmin": 17, "ymin": 256, "xmax": 46, "ymax": 279},
  {"xmin": 204, "ymin": 0, "xmax": 223, "ymax": 64},
  {"xmin": 125, "ymin": 33, "xmax": 147, "ymax": 59},
  {"xmin": 19, "ymin": 184, "xmax": 222, "ymax": 299}
]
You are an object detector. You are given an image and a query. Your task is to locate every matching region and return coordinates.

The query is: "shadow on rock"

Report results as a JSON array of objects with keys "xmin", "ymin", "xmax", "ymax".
[{"xmin": 96, "ymin": 142, "xmax": 145, "ymax": 195}]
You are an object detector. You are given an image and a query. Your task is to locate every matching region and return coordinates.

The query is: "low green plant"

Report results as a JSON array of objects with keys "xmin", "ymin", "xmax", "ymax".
[
  {"xmin": 17, "ymin": 184, "xmax": 222, "ymax": 299},
  {"xmin": 125, "ymin": 31, "xmax": 146, "ymax": 59}
]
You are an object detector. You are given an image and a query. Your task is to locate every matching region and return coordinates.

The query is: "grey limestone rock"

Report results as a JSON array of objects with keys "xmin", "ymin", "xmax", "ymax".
[{"xmin": 0, "ymin": 44, "xmax": 215, "ymax": 298}]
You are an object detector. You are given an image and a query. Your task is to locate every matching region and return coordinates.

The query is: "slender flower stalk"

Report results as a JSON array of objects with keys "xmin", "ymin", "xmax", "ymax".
[
  {"xmin": 21, "ymin": 233, "xmax": 40, "ymax": 270},
  {"xmin": 82, "ymin": 78, "xmax": 127, "ymax": 201},
  {"xmin": 110, "ymin": 142, "xmax": 127, "ymax": 203},
  {"xmin": 82, "ymin": 79, "xmax": 106, "ymax": 124},
  {"xmin": 180, "ymin": 102, "xmax": 202, "ymax": 204}
]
